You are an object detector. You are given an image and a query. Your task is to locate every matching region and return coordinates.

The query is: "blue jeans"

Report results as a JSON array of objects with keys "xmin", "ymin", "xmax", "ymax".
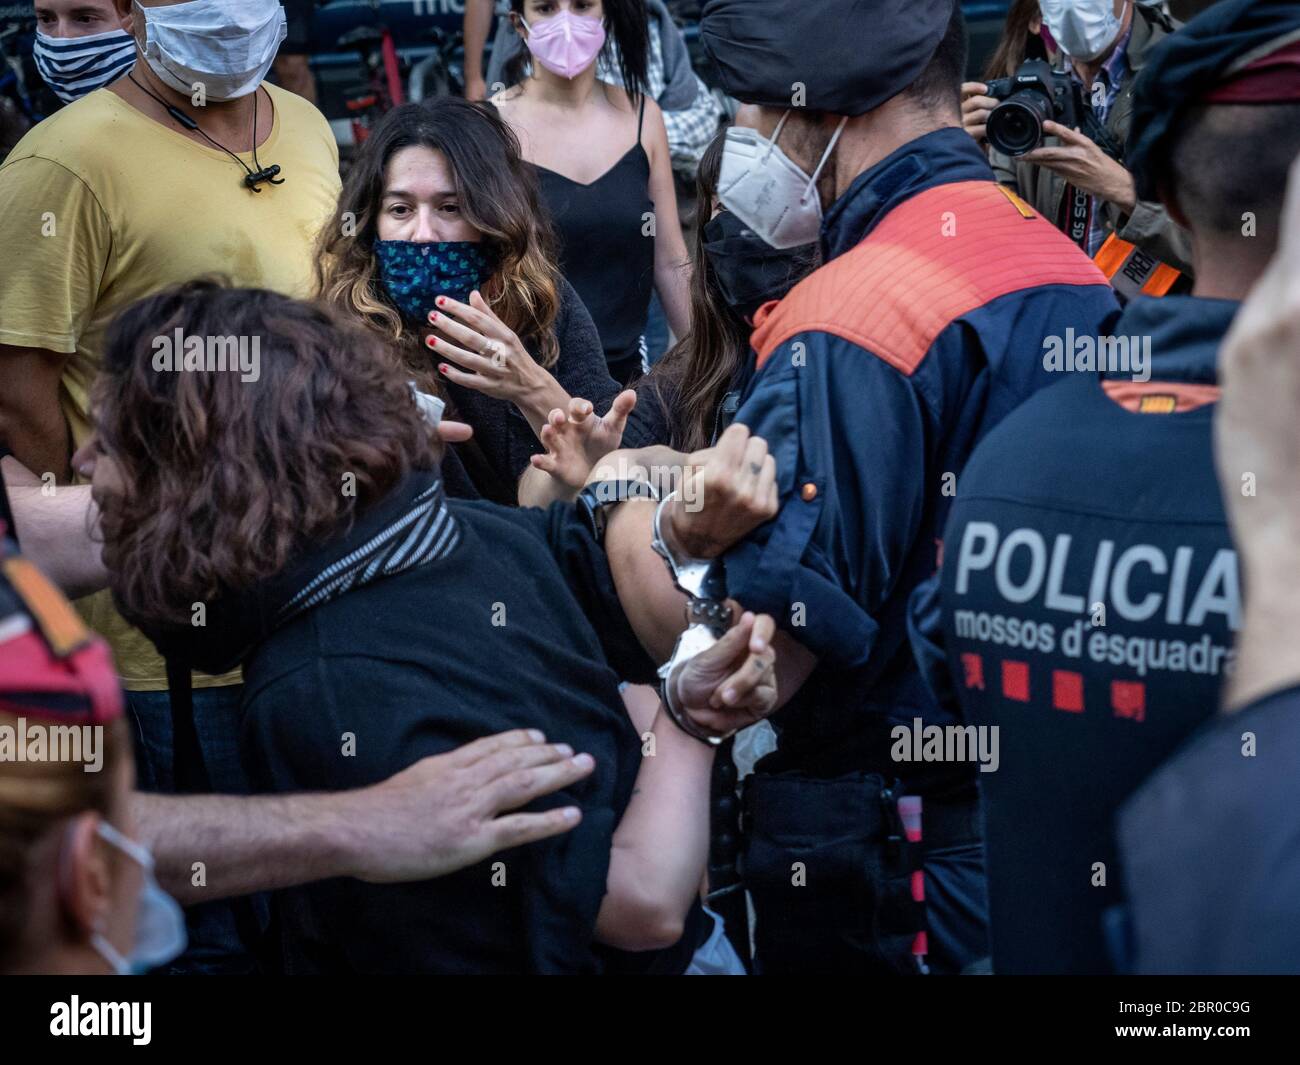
[
  {"xmin": 643, "ymin": 290, "xmax": 672, "ymax": 367},
  {"xmin": 127, "ymin": 684, "xmax": 269, "ymax": 975}
]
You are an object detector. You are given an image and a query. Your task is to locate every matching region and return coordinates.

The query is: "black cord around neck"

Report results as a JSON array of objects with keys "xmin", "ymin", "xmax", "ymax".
[{"xmin": 127, "ymin": 71, "xmax": 284, "ymax": 191}]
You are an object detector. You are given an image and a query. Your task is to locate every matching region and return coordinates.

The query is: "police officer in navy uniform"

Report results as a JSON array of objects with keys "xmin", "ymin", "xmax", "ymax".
[
  {"xmin": 670, "ymin": 0, "xmax": 1120, "ymax": 974},
  {"xmin": 1111, "ymin": 0, "xmax": 1300, "ymax": 975},
  {"xmin": 916, "ymin": 0, "xmax": 1300, "ymax": 974}
]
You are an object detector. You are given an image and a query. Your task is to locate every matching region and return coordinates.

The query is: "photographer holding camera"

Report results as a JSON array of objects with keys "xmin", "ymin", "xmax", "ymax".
[{"xmin": 963, "ymin": 0, "xmax": 1193, "ymax": 288}]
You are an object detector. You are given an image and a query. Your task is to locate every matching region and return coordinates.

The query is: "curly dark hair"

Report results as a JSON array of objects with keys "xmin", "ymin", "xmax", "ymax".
[{"xmin": 93, "ymin": 280, "xmax": 435, "ymax": 625}]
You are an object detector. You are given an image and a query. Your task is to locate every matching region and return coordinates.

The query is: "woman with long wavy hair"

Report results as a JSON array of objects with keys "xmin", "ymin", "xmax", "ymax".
[{"xmin": 316, "ymin": 98, "xmax": 628, "ymax": 504}]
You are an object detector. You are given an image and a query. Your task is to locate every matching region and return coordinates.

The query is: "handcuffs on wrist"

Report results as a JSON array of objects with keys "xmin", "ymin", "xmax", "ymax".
[{"xmin": 651, "ymin": 491, "xmax": 735, "ymax": 746}]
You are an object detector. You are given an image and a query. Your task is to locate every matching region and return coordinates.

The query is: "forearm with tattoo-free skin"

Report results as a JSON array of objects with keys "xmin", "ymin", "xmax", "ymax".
[
  {"xmin": 4, "ymin": 477, "xmax": 107, "ymax": 599},
  {"xmin": 603, "ymin": 498, "xmax": 690, "ymax": 663},
  {"xmin": 517, "ymin": 463, "xmax": 576, "ymax": 507},
  {"xmin": 133, "ymin": 730, "xmax": 597, "ymax": 903},
  {"xmin": 515, "ymin": 373, "xmax": 571, "ymax": 438},
  {"xmin": 595, "ymin": 707, "xmax": 714, "ymax": 950},
  {"xmin": 133, "ymin": 791, "xmax": 355, "ymax": 904},
  {"xmin": 596, "ymin": 614, "xmax": 779, "ymax": 949},
  {"xmin": 461, "ymin": 0, "xmax": 494, "ymax": 97},
  {"xmin": 0, "ymin": 344, "xmax": 73, "ymax": 482},
  {"xmin": 643, "ymin": 101, "xmax": 692, "ymax": 339},
  {"xmin": 599, "ymin": 427, "xmax": 784, "ymax": 665}
]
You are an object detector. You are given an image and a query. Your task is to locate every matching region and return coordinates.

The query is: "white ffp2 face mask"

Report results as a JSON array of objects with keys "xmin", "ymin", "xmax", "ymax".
[
  {"xmin": 87, "ymin": 822, "xmax": 187, "ymax": 976},
  {"xmin": 1039, "ymin": 0, "xmax": 1127, "ymax": 62},
  {"xmin": 135, "ymin": 0, "xmax": 287, "ymax": 101},
  {"xmin": 717, "ymin": 112, "xmax": 849, "ymax": 251}
]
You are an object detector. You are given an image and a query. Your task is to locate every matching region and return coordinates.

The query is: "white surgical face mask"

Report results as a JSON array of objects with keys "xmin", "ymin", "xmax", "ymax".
[
  {"xmin": 89, "ymin": 821, "xmax": 187, "ymax": 976},
  {"xmin": 717, "ymin": 112, "xmax": 849, "ymax": 250},
  {"xmin": 1039, "ymin": 0, "xmax": 1127, "ymax": 62},
  {"xmin": 135, "ymin": 0, "xmax": 287, "ymax": 101}
]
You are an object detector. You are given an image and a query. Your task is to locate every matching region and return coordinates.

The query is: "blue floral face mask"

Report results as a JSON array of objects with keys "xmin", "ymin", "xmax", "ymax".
[{"xmin": 373, "ymin": 240, "xmax": 498, "ymax": 324}]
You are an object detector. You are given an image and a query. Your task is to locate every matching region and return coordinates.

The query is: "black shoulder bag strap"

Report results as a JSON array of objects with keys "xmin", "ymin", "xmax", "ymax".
[{"xmin": 165, "ymin": 654, "xmax": 212, "ymax": 793}]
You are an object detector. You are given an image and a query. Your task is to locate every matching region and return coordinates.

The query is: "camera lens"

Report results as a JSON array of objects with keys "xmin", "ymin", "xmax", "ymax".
[{"xmin": 987, "ymin": 89, "xmax": 1054, "ymax": 157}]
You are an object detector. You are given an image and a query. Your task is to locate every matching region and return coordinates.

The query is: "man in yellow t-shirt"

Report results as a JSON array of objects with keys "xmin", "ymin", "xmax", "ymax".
[
  {"xmin": 0, "ymin": 0, "xmax": 340, "ymax": 973},
  {"xmin": 0, "ymin": 72, "xmax": 340, "ymax": 687},
  {"xmin": 0, "ymin": 11, "xmax": 339, "ymax": 677}
]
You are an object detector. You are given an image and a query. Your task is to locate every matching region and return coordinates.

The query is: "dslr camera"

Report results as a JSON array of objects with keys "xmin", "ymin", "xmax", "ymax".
[{"xmin": 983, "ymin": 59, "xmax": 1086, "ymax": 157}]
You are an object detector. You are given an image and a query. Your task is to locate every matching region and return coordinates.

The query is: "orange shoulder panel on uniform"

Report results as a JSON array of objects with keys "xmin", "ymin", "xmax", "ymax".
[
  {"xmin": 1101, "ymin": 380, "xmax": 1221, "ymax": 414},
  {"xmin": 751, "ymin": 180, "xmax": 1110, "ymax": 374}
]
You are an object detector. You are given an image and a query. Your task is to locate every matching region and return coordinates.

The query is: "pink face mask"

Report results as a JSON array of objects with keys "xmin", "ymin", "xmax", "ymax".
[{"xmin": 524, "ymin": 10, "xmax": 607, "ymax": 79}]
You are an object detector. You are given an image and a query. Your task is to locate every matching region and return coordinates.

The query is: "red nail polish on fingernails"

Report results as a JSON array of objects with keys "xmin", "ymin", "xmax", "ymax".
[
  {"xmin": 436, "ymin": 296, "xmax": 445, "ymax": 306},
  {"xmin": 427, "ymin": 336, "xmax": 437, "ymax": 347},
  {"xmin": 428, "ymin": 311, "xmax": 438, "ymax": 322},
  {"xmin": 439, "ymin": 363, "xmax": 450, "ymax": 374}
]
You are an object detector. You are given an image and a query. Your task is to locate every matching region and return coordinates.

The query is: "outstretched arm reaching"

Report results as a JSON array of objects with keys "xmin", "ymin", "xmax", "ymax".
[{"xmin": 135, "ymin": 729, "xmax": 595, "ymax": 904}]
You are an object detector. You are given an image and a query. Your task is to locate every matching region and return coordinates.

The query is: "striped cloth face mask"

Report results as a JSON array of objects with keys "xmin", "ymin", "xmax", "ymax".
[{"xmin": 32, "ymin": 28, "xmax": 137, "ymax": 104}]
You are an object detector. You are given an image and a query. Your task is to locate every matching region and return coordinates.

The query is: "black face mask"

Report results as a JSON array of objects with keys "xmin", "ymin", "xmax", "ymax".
[
  {"xmin": 702, "ymin": 211, "xmax": 818, "ymax": 321},
  {"xmin": 1025, "ymin": 31, "xmax": 1049, "ymax": 63}
]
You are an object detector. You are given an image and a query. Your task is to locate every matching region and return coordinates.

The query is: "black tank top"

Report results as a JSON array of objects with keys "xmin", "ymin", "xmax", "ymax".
[{"xmin": 536, "ymin": 97, "xmax": 654, "ymax": 385}]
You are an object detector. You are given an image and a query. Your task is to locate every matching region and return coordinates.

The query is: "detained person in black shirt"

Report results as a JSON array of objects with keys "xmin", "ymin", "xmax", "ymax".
[{"xmin": 75, "ymin": 280, "xmax": 782, "ymax": 974}]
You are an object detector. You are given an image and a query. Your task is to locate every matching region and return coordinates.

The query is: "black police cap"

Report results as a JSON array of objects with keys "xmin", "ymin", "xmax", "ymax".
[
  {"xmin": 1127, "ymin": 0, "xmax": 1300, "ymax": 202},
  {"xmin": 700, "ymin": 0, "xmax": 956, "ymax": 117}
]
